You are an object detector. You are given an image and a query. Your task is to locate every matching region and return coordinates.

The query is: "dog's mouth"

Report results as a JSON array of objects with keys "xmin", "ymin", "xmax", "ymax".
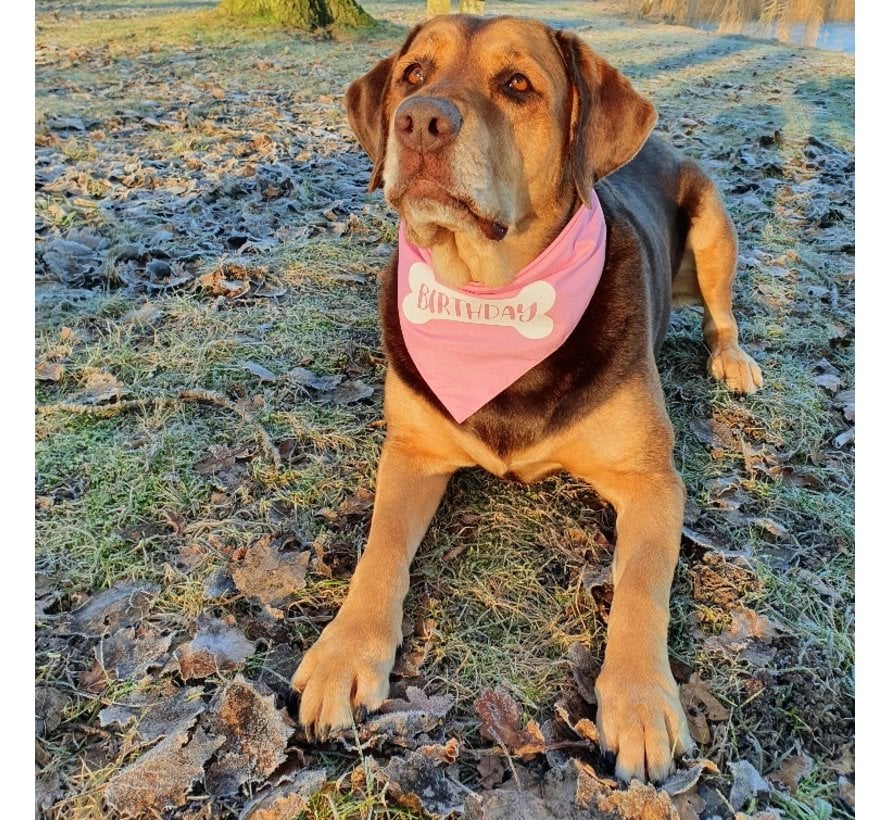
[{"xmin": 390, "ymin": 176, "xmax": 509, "ymax": 242}]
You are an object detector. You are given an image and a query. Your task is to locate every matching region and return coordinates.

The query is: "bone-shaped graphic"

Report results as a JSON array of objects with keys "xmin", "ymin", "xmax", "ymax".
[{"xmin": 402, "ymin": 262, "xmax": 556, "ymax": 340}]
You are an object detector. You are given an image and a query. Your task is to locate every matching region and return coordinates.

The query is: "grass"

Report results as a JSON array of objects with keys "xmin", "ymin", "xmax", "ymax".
[{"xmin": 35, "ymin": 0, "xmax": 853, "ymax": 816}]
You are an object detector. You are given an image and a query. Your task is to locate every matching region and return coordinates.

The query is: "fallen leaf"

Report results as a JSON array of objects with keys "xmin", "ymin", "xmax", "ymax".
[
  {"xmin": 231, "ymin": 536, "xmax": 310, "ymax": 616},
  {"xmin": 704, "ymin": 607, "xmax": 783, "ymax": 656},
  {"xmin": 285, "ymin": 367, "xmax": 344, "ymax": 391},
  {"xmin": 566, "ymin": 642, "xmax": 600, "ymax": 705},
  {"xmin": 36, "ymin": 686, "xmax": 72, "ymax": 737},
  {"xmin": 680, "ymin": 671, "xmax": 730, "ymax": 722},
  {"xmin": 203, "ymin": 675, "xmax": 294, "ymax": 797},
  {"xmin": 342, "ymin": 686, "xmax": 454, "ymax": 748},
  {"xmin": 838, "ymin": 775, "xmax": 854, "ymax": 809},
  {"xmin": 99, "ymin": 685, "xmax": 206, "ymax": 747},
  {"xmin": 238, "ymin": 769, "xmax": 327, "ymax": 820},
  {"xmin": 369, "ymin": 750, "xmax": 465, "ymax": 817},
  {"xmin": 417, "ymin": 737, "xmax": 460, "ymax": 765},
  {"xmin": 768, "ymin": 753, "xmax": 813, "ymax": 793},
  {"xmin": 36, "ymin": 361, "xmax": 63, "ymax": 381},
  {"xmin": 104, "ymin": 725, "xmax": 224, "ymax": 814},
  {"xmin": 597, "ymin": 780, "xmax": 675, "ymax": 819},
  {"xmin": 728, "ymin": 759, "xmax": 771, "ymax": 810},
  {"xmin": 240, "ymin": 360, "xmax": 278, "ymax": 381},
  {"xmin": 827, "ymin": 743, "xmax": 854, "ymax": 776},
  {"xmin": 75, "ymin": 370, "xmax": 127, "ymax": 405},
  {"xmin": 813, "ymin": 372, "xmax": 843, "ymax": 392},
  {"xmin": 66, "ymin": 582, "xmax": 158, "ymax": 637},
  {"xmin": 121, "ymin": 302, "xmax": 164, "ymax": 324},
  {"xmin": 99, "ymin": 625, "xmax": 172, "ymax": 680},
  {"xmin": 475, "ymin": 687, "xmax": 547, "ymax": 758},
  {"xmin": 476, "ymin": 754, "xmax": 508, "ymax": 789},
  {"xmin": 174, "ymin": 615, "xmax": 255, "ymax": 680},
  {"xmin": 320, "ymin": 378, "xmax": 374, "ymax": 405}
]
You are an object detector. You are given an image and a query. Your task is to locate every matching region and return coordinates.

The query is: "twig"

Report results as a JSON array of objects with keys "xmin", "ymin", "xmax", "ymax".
[{"xmin": 37, "ymin": 389, "xmax": 282, "ymax": 470}]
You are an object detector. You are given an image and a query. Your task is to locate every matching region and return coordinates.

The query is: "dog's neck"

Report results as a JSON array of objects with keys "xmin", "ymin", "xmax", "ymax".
[{"xmin": 411, "ymin": 194, "xmax": 580, "ymax": 289}]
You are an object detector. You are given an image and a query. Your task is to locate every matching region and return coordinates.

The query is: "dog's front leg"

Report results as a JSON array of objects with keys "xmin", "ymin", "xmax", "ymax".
[
  {"xmin": 560, "ymin": 383, "xmax": 693, "ymax": 783},
  {"xmin": 291, "ymin": 435, "xmax": 452, "ymax": 736}
]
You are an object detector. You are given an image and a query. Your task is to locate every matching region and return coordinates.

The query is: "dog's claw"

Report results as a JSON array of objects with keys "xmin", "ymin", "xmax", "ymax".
[{"xmin": 354, "ymin": 704, "xmax": 368, "ymax": 724}]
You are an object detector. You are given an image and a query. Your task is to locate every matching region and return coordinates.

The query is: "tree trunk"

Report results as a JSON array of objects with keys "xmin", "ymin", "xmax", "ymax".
[
  {"xmin": 427, "ymin": 0, "xmax": 451, "ymax": 16},
  {"xmin": 220, "ymin": 0, "xmax": 374, "ymax": 29},
  {"xmin": 458, "ymin": 0, "xmax": 485, "ymax": 13}
]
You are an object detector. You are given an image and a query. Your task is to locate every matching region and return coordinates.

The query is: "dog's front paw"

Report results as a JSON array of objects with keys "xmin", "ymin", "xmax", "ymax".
[
  {"xmin": 290, "ymin": 613, "xmax": 398, "ymax": 738},
  {"xmin": 595, "ymin": 657, "xmax": 694, "ymax": 783},
  {"xmin": 708, "ymin": 345, "xmax": 763, "ymax": 394}
]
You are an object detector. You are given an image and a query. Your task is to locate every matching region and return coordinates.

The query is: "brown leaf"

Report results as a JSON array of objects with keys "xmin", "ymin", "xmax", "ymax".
[
  {"xmin": 474, "ymin": 687, "xmax": 547, "ymax": 758},
  {"xmin": 121, "ymin": 302, "xmax": 164, "ymax": 324},
  {"xmin": 36, "ymin": 686, "xmax": 72, "ymax": 737},
  {"xmin": 240, "ymin": 360, "xmax": 278, "ymax": 382},
  {"xmin": 239, "ymin": 769, "xmax": 327, "ymax": 820},
  {"xmin": 75, "ymin": 369, "xmax": 127, "ymax": 405},
  {"xmin": 320, "ymin": 379, "xmax": 375, "ymax": 405},
  {"xmin": 369, "ymin": 751, "xmax": 465, "ymax": 817},
  {"xmin": 99, "ymin": 625, "xmax": 173, "ymax": 680},
  {"xmin": 566, "ymin": 642, "xmax": 600, "ymax": 705},
  {"xmin": 36, "ymin": 361, "xmax": 63, "ymax": 381},
  {"xmin": 230, "ymin": 536, "xmax": 310, "ymax": 615},
  {"xmin": 768, "ymin": 753, "xmax": 813, "ymax": 793},
  {"xmin": 680, "ymin": 671, "xmax": 730, "ymax": 722},
  {"xmin": 104, "ymin": 725, "xmax": 224, "ymax": 814},
  {"xmin": 204, "ymin": 675, "xmax": 293, "ymax": 797},
  {"xmin": 476, "ymin": 753, "xmax": 509, "ymax": 790},
  {"xmin": 596, "ymin": 780, "xmax": 674, "ymax": 819},
  {"xmin": 813, "ymin": 372, "xmax": 844, "ymax": 392},
  {"xmin": 659, "ymin": 759, "xmax": 718, "ymax": 797},
  {"xmin": 827, "ymin": 743, "xmax": 854, "ymax": 776},
  {"xmin": 417, "ymin": 737, "xmax": 460, "ymax": 765},
  {"xmin": 343, "ymin": 686, "xmax": 454, "ymax": 748},
  {"xmin": 704, "ymin": 607, "xmax": 783, "ymax": 655},
  {"xmin": 67, "ymin": 581, "xmax": 158, "ymax": 637},
  {"xmin": 99, "ymin": 685, "xmax": 206, "ymax": 747},
  {"xmin": 174, "ymin": 616, "xmax": 255, "ymax": 680}
]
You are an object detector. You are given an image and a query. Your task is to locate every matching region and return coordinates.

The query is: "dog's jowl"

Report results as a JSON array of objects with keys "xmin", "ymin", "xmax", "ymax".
[{"xmin": 291, "ymin": 14, "xmax": 762, "ymax": 783}]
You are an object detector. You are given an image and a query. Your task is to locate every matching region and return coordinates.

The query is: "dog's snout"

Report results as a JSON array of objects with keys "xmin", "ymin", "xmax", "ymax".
[{"xmin": 395, "ymin": 96, "xmax": 462, "ymax": 153}]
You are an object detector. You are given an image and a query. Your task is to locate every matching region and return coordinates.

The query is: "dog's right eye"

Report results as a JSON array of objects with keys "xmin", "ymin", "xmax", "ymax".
[{"xmin": 404, "ymin": 64, "xmax": 425, "ymax": 86}]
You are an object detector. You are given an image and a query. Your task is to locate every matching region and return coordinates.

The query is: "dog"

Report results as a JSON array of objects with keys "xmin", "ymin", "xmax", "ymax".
[{"xmin": 291, "ymin": 14, "xmax": 762, "ymax": 783}]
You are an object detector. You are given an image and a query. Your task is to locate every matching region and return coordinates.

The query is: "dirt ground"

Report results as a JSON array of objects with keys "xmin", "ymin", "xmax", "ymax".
[{"xmin": 35, "ymin": 1, "xmax": 854, "ymax": 817}]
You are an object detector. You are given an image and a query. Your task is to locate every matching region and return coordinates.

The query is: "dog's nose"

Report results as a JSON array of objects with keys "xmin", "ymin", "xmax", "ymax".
[{"xmin": 394, "ymin": 96, "xmax": 462, "ymax": 153}]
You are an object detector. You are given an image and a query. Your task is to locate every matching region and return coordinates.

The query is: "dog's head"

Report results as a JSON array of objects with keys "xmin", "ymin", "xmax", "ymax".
[{"xmin": 346, "ymin": 15, "xmax": 656, "ymax": 286}]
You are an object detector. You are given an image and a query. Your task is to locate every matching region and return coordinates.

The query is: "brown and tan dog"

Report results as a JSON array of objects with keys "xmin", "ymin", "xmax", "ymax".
[{"xmin": 291, "ymin": 14, "xmax": 762, "ymax": 783}]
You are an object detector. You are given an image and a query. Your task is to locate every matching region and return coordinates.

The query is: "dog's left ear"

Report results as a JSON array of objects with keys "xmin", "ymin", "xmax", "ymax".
[
  {"xmin": 345, "ymin": 24, "xmax": 423, "ymax": 192},
  {"xmin": 555, "ymin": 31, "xmax": 657, "ymax": 206}
]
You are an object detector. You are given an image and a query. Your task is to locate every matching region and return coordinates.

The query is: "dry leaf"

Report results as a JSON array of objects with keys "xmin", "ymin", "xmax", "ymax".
[
  {"xmin": 204, "ymin": 675, "xmax": 294, "ymax": 797},
  {"xmin": 680, "ymin": 671, "xmax": 730, "ymax": 721},
  {"xmin": 75, "ymin": 369, "xmax": 127, "ymax": 405},
  {"xmin": 239, "ymin": 769, "xmax": 327, "ymax": 820},
  {"xmin": 728, "ymin": 759, "xmax": 771, "ymax": 810},
  {"xmin": 104, "ymin": 725, "xmax": 224, "ymax": 814},
  {"xmin": 417, "ymin": 737, "xmax": 460, "ymax": 765},
  {"xmin": 67, "ymin": 581, "xmax": 158, "ymax": 638},
  {"xmin": 566, "ymin": 642, "xmax": 600, "ymax": 705},
  {"xmin": 174, "ymin": 616, "xmax": 255, "ymax": 680},
  {"xmin": 230, "ymin": 536, "xmax": 310, "ymax": 615},
  {"xmin": 704, "ymin": 607, "xmax": 783, "ymax": 655},
  {"xmin": 36, "ymin": 361, "xmax": 63, "ymax": 381},
  {"xmin": 99, "ymin": 625, "xmax": 173, "ymax": 680},
  {"xmin": 99, "ymin": 685, "xmax": 206, "ymax": 747},
  {"xmin": 369, "ymin": 751, "xmax": 465, "ymax": 817},
  {"xmin": 768, "ymin": 753, "xmax": 813, "ymax": 793},
  {"xmin": 838, "ymin": 775, "xmax": 854, "ymax": 809},
  {"xmin": 596, "ymin": 780, "xmax": 674, "ymax": 819},
  {"xmin": 475, "ymin": 687, "xmax": 547, "ymax": 758}
]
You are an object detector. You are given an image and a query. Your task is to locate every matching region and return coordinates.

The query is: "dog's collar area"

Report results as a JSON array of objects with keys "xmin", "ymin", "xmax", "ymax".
[{"xmin": 396, "ymin": 189, "xmax": 607, "ymax": 422}]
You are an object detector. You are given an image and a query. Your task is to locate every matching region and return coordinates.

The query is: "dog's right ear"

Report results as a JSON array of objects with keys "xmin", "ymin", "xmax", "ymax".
[
  {"xmin": 345, "ymin": 25, "xmax": 422, "ymax": 192},
  {"xmin": 345, "ymin": 55, "xmax": 396, "ymax": 192}
]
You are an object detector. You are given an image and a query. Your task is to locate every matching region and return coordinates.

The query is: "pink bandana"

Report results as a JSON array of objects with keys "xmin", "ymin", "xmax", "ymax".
[{"xmin": 397, "ymin": 191, "xmax": 607, "ymax": 423}]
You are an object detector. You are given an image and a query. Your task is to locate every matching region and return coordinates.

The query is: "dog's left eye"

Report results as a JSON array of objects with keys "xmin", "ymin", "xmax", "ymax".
[
  {"xmin": 404, "ymin": 64, "xmax": 425, "ymax": 85},
  {"xmin": 507, "ymin": 73, "xmax": 531, "ymax": 93}
]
